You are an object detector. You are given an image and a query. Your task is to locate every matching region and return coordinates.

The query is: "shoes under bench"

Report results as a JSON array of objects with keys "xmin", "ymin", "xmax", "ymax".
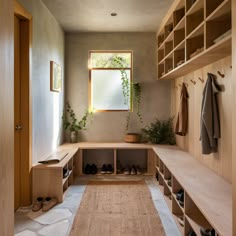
[{"xmin": 32, "ymin": 197, "xmax": 58, "ymax": 212}]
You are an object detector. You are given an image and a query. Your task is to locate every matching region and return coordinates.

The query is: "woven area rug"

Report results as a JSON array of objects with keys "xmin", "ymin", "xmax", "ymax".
[{"xmin": 70, "ymin": 180, "xmax": 165, "ymax": 236}]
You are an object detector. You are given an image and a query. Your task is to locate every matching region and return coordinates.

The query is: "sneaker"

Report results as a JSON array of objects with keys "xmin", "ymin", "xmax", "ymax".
[
  {"xmin": 63, "ymin": 167, "xmax": 69, "ymax": 178},
  {"xmin": 91, "ymin": 164, "xmax": 98, "ymax": 175},
  {"xmin": 101, "ymin": 164, "xmax": 107, "ymax": 174},
  {"xmin": 123, "ymin": 166, "xmax": 130, "ymax": 175},
  {"xmin": 84, "ymin": 164, "xmax": 91, "ymax": 174},
  {"xmin": 42, "ymin": 197, "xmax": 58, "ymax": 212},
  {"xmin": 107, "ymin": 164, "xmax": 113, "ymax": 174},
  {"xmin": 176, "ymin": 189, "xmax": 184, "ymax": 201},
  {"xmin": 136, "ymin": 165, "xmax": 142, "ymax": 175},
  {"xmin": 32, "ymin": 197, "xmax": 44, "ymax": 212},
  {"xmin": 130, "ymin": 166, "xmax": 136, "ymax": 175}
]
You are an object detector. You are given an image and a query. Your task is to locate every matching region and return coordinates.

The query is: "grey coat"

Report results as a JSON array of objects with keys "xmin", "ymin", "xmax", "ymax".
[{"xmin": 200, "ymin": 73, "xmax": 221, "ymax": 154}]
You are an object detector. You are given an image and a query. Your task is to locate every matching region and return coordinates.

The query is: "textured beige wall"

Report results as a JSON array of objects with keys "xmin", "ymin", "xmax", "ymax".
[
  {"xmin": 171, "ymin": 56, "xmax": 232, "ymax": 183},
  {"xmin": 18, "ymin": 0, "xmax": 65, "ymax": 164},
  {"xmin": 65, "ymin": 33, "xmax": 171, "ymax": 142},
  {"xmin": 0, "ymin": 0, "xmax": 14, "ymax": 234}
]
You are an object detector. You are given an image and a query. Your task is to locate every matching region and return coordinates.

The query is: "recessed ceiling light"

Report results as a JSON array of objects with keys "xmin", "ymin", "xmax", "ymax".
[{"xmin": 111, "ymin": 12, "xmax": 117, "ymax": 16}]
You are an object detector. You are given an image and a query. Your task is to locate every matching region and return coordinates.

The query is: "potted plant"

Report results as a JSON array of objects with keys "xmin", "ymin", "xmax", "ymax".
[
  {"xmin": 142, "ymin": 117, "xmax": 176, "ymax": 144},
  {"xmin": 62, "ymin": 102, "xmax": 93, "ymax": 143}
]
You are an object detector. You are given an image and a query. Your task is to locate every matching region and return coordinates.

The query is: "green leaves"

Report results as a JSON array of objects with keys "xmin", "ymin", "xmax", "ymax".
[
  {"xmin": 62, "ymin": 102, "xmax": 93, "ymax": 132},
  {"xmin": 142, "ymin": 117, "xmax": 176, "ymax": 144}
]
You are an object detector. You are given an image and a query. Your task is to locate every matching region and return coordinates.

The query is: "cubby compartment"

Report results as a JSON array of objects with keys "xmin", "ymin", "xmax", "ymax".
[
  {"xmin": 185, "ymin": 192, "xmax": 215, "ymax": 236},
  {"xmin": 186, "ymin": 0, "xmax": 197, "ymax": 12},
  {"xmin": 165, "ymin": 57, "xmax": 173, "ymax": 73},
  {"xmin": 158, "ymin": 64, "xmax": 165, "ymax": 78},
  {"xmin": 172, "ymin": 176, "xmax": 184, "ymax": 210},
  {"xmin": 174, "ymin": 47, "xmax": 185, "ymax": 68},
  {"xmin": 185, "ymin": 217, "xmax": 196, "ymax": 236},
  {"xmin": 158, "ymin": 33, "xmax": 165, "ymax": 48},
  {"xmin": 186, "ymin": 32, "xmax": 204, "ymax": 60},
  {"xmin": 174, "ymin": 28, "xmax": 185, "ymax": 47},
  {"xmin": 165, "ymin": 41, "xmax": 173, "ymax": 56},
  {"xmin": 173, "ymin": 7, "xmax": 185, "ymax": 27},
  {"xmin": 158, "ymin": 49, "xmax": 164, "ymax": 62},
  {"xmin": 83, "ymin": 149, "xmax": 114, "ymax": 174},
  {"xmin": 165, "ymin": 22, "xmax": 174, "ymax": 39},
  {"xmin": 186, "ymin": 8, "xmax": 204, "ymax": 36},
  {"xmin": 116, "ymin": 149, "xmax": 147, "ymax": 175},
  {"xmin": 206, "ymin": 0, "xmax": 225, "ymax": 18},
  {"xmin": 163, "ymin": 182, "xmax": 172, "ymax": 210},
  {"xmin": 206, "ymin": 8, "xmax": 231, "ymax": 48},
  {"xmin": 172, "ymin": 198, "xmax": 185, "ymax": 235}
]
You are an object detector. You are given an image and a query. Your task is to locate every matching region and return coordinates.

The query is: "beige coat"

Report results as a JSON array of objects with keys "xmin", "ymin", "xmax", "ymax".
[{"xmin": 175, "ymin": 83, "xmax": 188, "ymax": 136}]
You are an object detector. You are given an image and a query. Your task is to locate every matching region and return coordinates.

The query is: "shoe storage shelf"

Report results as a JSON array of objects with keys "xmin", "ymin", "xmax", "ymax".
[
  {"xmin": 74, "ymin": 142, "xmax": 156, "ymax": 176},
  {"xmin": 32, "ymin": 148, "xmax": 79, "ymax": 203},
  {"xmin": 157, "ymin": 0, "xmax": 232, "ymax": 80},
  {"xmin": 153, "ymin": 146, "xmax": 232, "ymax": 236}
]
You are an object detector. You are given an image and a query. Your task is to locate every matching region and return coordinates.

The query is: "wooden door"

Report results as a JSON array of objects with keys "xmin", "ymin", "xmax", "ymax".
[{"xmin": 14, "ymin": 15, "xmax": 21, "ymax": 210}]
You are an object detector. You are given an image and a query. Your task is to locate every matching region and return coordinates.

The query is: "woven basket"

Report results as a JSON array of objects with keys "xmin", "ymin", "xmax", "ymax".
[{"xmin": 124, "ymin": 133, "xmax": 141, "ymax": 143}]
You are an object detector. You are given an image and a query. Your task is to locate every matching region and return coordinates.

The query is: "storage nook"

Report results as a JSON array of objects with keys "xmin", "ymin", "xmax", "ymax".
[{"xmin": 157, "ymin": 0, "xmax": 232, "ymax": 79}]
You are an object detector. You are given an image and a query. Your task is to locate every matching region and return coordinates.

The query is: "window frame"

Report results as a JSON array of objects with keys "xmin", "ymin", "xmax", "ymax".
[{"xmin": 88, "ymin": 50, "xmax": 133, "ymax": 112}]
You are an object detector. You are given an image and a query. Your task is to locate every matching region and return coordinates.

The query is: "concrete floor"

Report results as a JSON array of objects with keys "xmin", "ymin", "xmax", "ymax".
[{"xmin": 14, "ymin": 176, "xmax": 181, "ymax": 236}]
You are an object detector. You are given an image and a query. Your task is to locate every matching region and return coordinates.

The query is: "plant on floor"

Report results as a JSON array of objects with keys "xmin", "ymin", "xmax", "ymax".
[
  {"xmin": 62, "ymin": 102, "xmax": 93, "ymax": 142},
  {"xmin": 142, "ymin": 117, "xmax": 176, "ymax": 144}
]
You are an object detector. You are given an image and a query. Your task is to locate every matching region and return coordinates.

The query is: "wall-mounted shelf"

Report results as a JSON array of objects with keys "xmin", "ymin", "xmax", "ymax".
[{"xmin": 156, "ymin": 0, "xmax": 232, "ymax": 80}]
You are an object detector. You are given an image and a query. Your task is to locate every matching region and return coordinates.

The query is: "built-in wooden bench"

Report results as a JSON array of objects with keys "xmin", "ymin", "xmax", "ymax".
[{"xmin": 153, "ymin": 145, "xmax": 232, "ymax": 236}]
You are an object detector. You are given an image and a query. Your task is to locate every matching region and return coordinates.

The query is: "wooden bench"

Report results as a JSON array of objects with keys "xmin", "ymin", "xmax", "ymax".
[{"xmin": 153, "ymin": 145, "xmax": 232, "ymax": 236}]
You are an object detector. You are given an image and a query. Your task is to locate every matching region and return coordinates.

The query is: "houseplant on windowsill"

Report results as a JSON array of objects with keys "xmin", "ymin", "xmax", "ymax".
[{"xmin": 62, "ymin": 102, "xmax": 93, "ymax": 143}]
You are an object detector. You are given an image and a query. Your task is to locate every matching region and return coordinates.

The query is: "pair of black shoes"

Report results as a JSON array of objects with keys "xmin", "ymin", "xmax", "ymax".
[
  {"xmin": 176, "ymin": 189, "xmax": 184, "ymax": 207},
  {"xmin": 84, "ymin": 164, "xmax": 97, "ymax": 175},
  {"xmin": 101, "ymin": 164, "xmax": 113, "ymax": 174}
]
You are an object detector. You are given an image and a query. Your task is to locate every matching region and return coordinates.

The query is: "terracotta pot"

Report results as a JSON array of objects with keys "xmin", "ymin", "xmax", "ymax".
[{"xmin": 124, "ymin": 133, "xmax": 141, "ymax": 143}]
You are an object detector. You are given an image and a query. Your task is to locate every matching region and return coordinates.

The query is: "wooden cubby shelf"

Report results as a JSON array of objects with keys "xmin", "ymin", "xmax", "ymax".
[
  {"xmin": 157, "ymin": 0, "xmax": 232, "ymax": 80},
  {"xmin": 154, "ymin": 146, "xmax": 232, "ymax": 236}
]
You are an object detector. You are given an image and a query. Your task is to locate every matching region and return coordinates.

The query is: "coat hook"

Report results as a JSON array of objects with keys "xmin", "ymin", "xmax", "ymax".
[
  {"xmin": 190, "ymin": 79, "xmax": 196, "ymax": 85},
  {"xmin": 217, "ymin": 71, "xmax": 225, "ymax": 78},
  {"xmin": 230, "ymin": 65, "xmax": 232, "ymax": 69},
  {"xmin": 198, "ymin": 77, "xmax": 204, "ymax": 83}
]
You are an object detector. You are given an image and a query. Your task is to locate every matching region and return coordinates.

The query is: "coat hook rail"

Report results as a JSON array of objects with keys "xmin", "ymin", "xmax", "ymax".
[
  {"xmin": 190, "ymin": 79, "xmax": 196, "ymax": 85},
  {"xmin": 217, "ymin": 71, "xmax": 225, "ymax": 78},
  {"xmin": 198, "ymin": 77, "xmax": 204, "ymax": 83}
]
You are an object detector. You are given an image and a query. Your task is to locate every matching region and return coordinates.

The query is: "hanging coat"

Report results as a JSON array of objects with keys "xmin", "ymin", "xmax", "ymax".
[
  {"xmin": 200, "ymin": 73, "xmax": 221, "ymax": 154},
  {"xmin": 175, "ymin": 83, "xmax": 188, "ymax": 136}
]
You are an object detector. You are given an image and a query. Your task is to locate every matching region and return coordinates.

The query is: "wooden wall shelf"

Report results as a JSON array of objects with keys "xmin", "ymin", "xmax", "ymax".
[{"xmin": 157, "ymin": 0, "xmax": 232, "ymax": 80}]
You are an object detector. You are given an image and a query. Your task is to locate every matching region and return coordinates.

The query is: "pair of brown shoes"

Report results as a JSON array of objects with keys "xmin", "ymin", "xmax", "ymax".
[{"xmin": 32, "ymin": 197, "xmax": 58, "ymax": 212}]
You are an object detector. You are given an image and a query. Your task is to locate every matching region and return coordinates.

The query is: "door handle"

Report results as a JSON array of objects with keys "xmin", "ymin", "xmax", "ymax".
[{"xmin": 15, "ymin": 125, "xmax": 23, "ymax": 130}]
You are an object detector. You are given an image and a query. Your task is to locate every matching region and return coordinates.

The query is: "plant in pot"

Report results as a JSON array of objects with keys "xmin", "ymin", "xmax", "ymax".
[
  {"xmin": 62, "ymin": 102, "xmax": 93, "ymax": 143},
  {"xmin": 142, "ymin": 117, "xmax": 176, "ymax": 145}
]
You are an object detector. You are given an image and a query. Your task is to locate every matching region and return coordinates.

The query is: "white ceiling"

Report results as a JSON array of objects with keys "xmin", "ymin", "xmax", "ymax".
[{"xmin": 42, "ymin": 0, "xmax": 174, "ymax": 32}]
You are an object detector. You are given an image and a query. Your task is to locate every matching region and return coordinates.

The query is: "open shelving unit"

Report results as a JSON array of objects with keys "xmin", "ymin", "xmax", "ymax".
[
  {"xmin": 154, "ymin": 146, "xmax": 232, "ymax": 236},
  {"xmin": 156, "ymin": 0, "xmax": 232, "ymax": 80}
]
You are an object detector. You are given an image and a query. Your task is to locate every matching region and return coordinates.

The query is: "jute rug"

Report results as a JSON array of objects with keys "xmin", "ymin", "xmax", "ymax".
[{"xmin": 70, "ymin": 180, "xmax": 165, "ymax": 236}]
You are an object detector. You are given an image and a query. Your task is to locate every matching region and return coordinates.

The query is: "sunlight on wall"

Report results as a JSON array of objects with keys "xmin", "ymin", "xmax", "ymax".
[{"xmin": 52, "ymin": 93, "xmax": 60, "ymax": 150}]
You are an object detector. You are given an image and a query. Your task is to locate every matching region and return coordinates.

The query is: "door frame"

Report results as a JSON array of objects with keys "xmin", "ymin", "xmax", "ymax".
[{"xmin": 14, "ymin": 0, "xmax": 32, "ymax": 206}]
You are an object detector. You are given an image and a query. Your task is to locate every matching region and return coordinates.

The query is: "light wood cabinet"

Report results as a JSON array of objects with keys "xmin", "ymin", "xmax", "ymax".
[{"xmin": 157, "ymin": 0, "xmax": 231, "ymax": 79}]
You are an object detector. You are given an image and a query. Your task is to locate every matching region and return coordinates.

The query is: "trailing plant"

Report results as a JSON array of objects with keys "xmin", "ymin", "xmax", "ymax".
[
  {"xmin": 142, "ymin": 117, "xmax": 176, "ymax": 144},
  {"xmin": 62, "ymin": 102, "xmax": 93, "ymax": 132}
]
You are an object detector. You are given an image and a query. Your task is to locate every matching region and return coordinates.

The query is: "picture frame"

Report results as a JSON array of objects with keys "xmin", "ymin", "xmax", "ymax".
[{"xmin": 50, "ymin": 61, "xmax": 62, "ymax": 92}]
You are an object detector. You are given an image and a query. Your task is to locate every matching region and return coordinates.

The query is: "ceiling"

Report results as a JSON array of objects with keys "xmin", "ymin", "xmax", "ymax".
[{"xmin": 41, "ymin": 0, "xmax": 174, "ymax": 32}]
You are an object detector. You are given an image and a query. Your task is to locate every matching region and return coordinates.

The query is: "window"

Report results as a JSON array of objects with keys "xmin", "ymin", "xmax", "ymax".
[{"xmin": 89, "ymin": 51, "xmax": 132, "ymax": 111}]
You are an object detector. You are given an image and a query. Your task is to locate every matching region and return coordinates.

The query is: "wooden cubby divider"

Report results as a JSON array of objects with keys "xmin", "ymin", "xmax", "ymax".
[{"xmin": 157, "ymin": 0, "xmax": 232, "ymax": 79}]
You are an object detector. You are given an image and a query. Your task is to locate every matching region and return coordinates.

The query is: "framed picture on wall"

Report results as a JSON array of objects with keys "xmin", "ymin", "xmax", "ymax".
[{"xmin": 50, "ymin": 61, "xmax": 62, "ymax": 92}]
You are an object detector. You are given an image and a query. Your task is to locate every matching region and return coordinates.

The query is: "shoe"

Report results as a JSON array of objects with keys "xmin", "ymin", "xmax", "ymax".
[
  {"xmin": 136, "ymin": 165, "xmax": 142, "ymax": 175},
  {"xmin": 123, "ymin": 166, "xmax": 130, "ymax": 175},
  {"xmin": 176, "ymin": 189, "xmax": 184, "ymax": 201},
  {"xmin": 101, "ymin": 164, "xmax": 107, "ymax": 174},
  {"xmin": 130, "ymin": 165, "xmax": 136, "ymax": 175},
  {"xmin": 188, "ymin": 230, "xmax": 197, "ymax": 236},
  {"xmin": 63, "ymin": 167, "xmax": 69, "ymax": 178},
  {"xmin": 107, "ymin": 164, "xmax": 113, "ymax": 174},
  {"xmin": 200, "ymin": 228, "xmax": 215, "ymax": 236},
  {"xmin": 179, "ymin": 200, "xmax": 184, "ymax": 207},
  {"xmin": 42, "ymin": 197, "xmax": 58, "ymax": 212},
  {"xmin": 84, "ymin": 164, "xmax": 91, "ymax": 174},
  {"xmin": 32, "ymin": 197, "xmax": 44, "ymax": 212},
  {"xmin": 90, "ymin": 164, "xmax": 97, "ymax": 174},
  {"xmin": 177, "ymin": 215, "xmax": 184, "ymax": 227}
]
